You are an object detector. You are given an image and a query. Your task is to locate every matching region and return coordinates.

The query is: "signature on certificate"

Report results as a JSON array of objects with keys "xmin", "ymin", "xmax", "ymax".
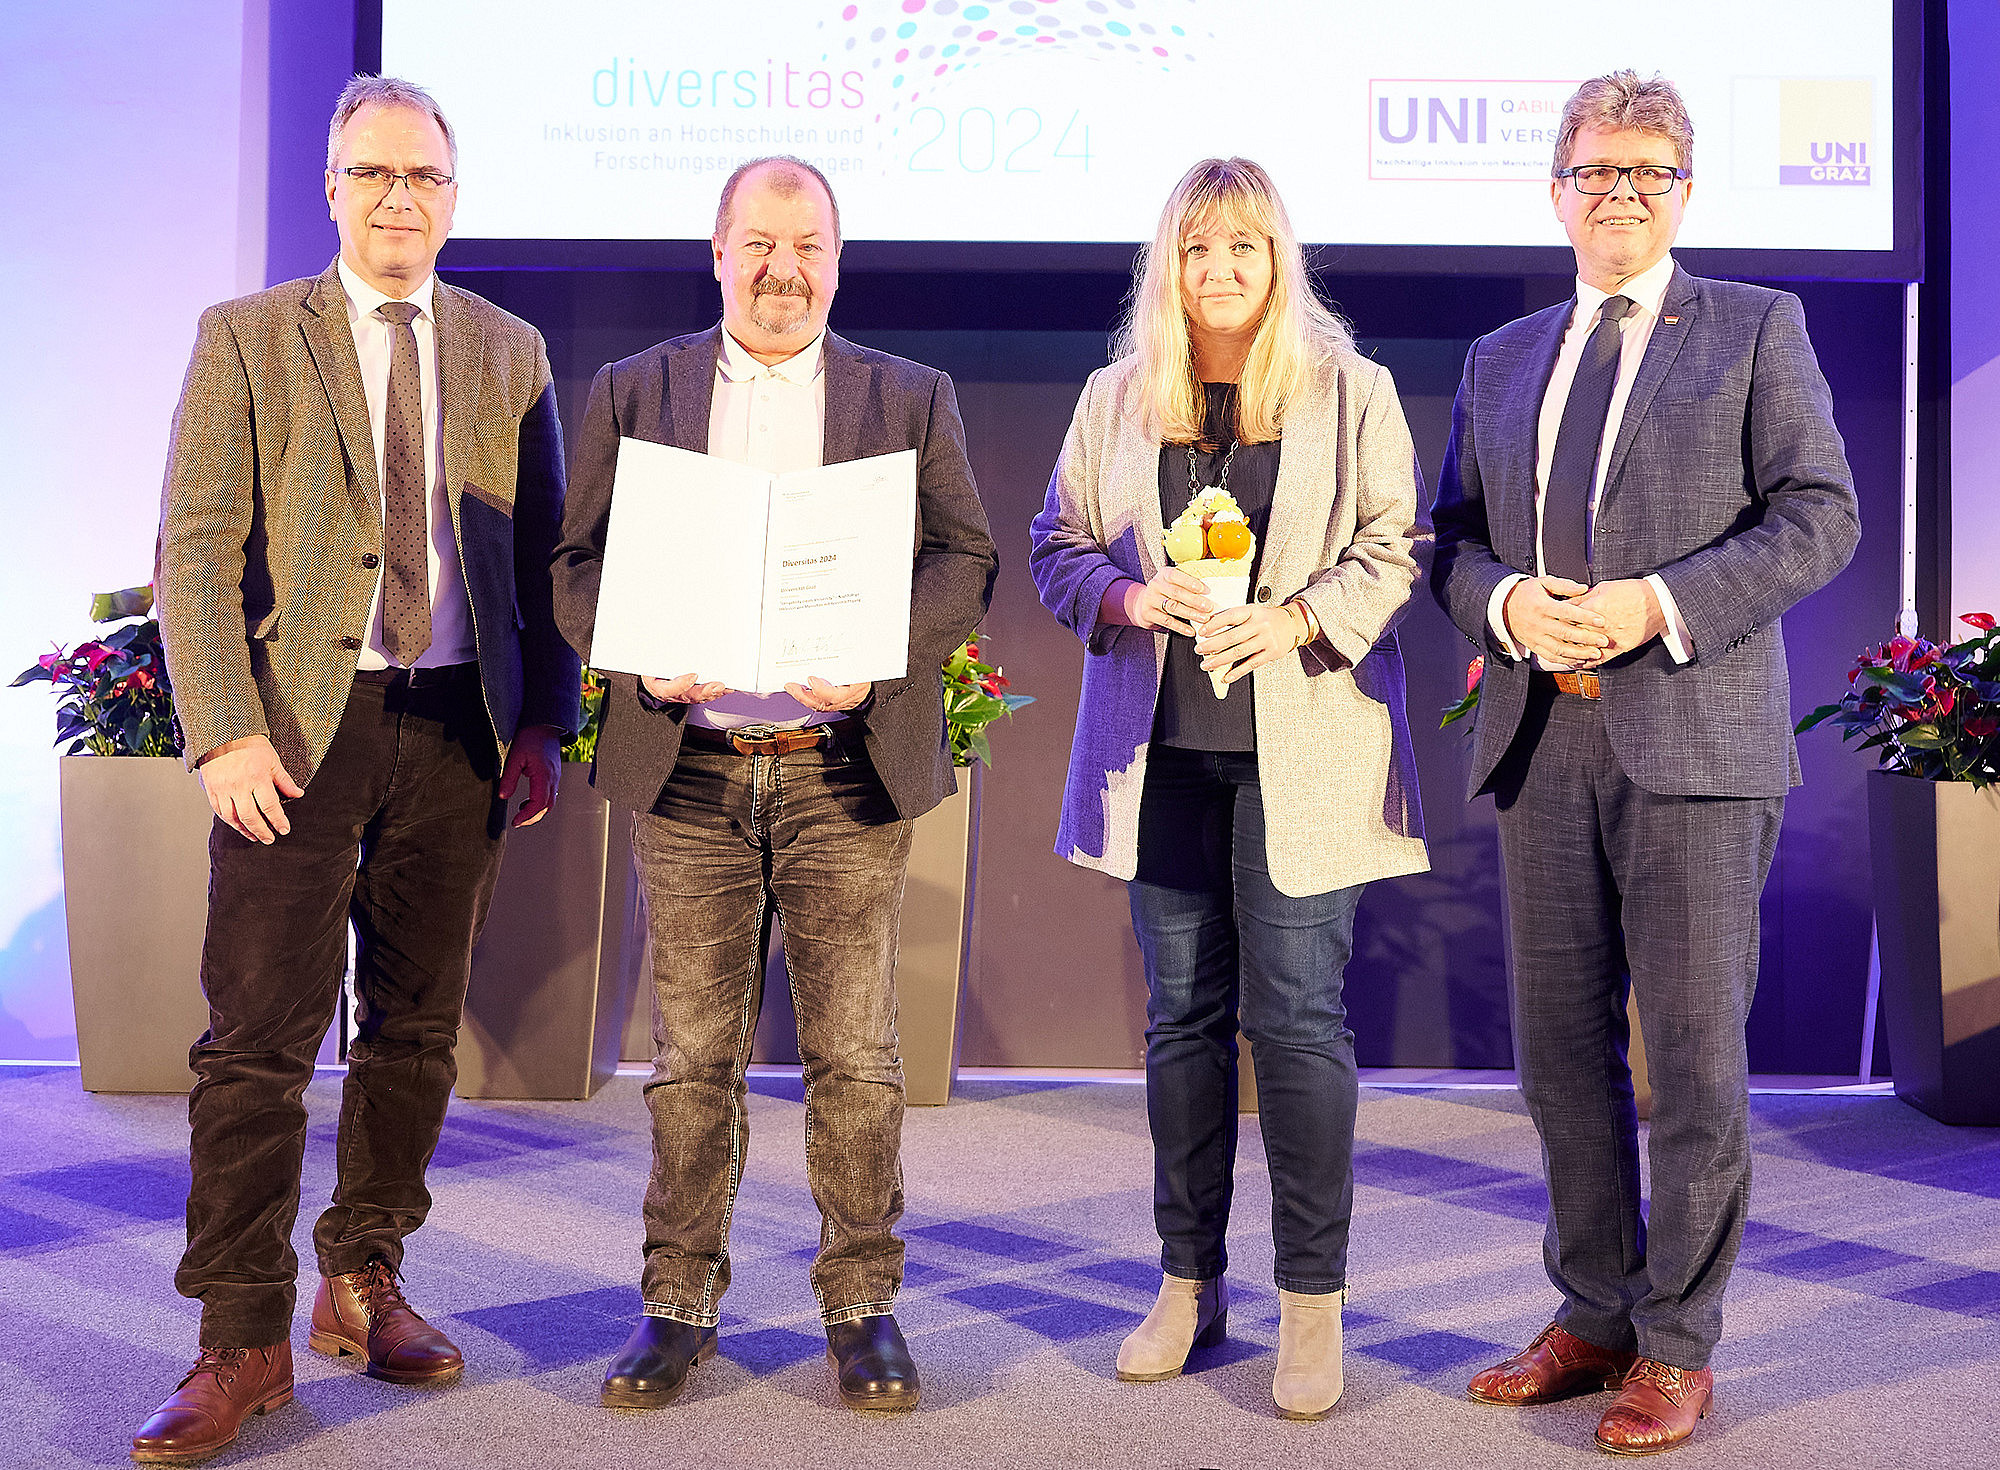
[{"xmin": 780, "ymin": 631, "xmax": 844, "ymax": 664}]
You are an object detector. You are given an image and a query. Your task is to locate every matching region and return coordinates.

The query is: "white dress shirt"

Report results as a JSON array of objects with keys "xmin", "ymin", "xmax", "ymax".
[
  {"xmin": 1486, "ymin": 251, "xmax": 1694, "ymax": 666},
  {"xmin": 688, "ymin": 328, "xmax": 832, "ymax": 729},
  {"xmin": 336, "ymin": 259, "xmax": 477, "ymax": 670}
]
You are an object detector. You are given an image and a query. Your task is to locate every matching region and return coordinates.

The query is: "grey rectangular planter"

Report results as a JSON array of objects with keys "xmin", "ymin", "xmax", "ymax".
[
  {"xmin": 1867, "ymin": 769, "xmax": 2000, "ymax": 1125},
  {"xmin": 619, "ymin": 768, "xmax": 981, "ymax": 1106},
  {"xmin": 59, "ymin": 756, "xmax": 214, "ymax": 1093},
  {"xmin": 457, "ymin": 765, "xmax": 639, "ymax": 1101}
]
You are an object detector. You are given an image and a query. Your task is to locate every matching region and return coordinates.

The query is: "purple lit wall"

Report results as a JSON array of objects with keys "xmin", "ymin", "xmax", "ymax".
[{"xmin": 0, "ymin": 1, "xmax": 266, "ymax": 1059}]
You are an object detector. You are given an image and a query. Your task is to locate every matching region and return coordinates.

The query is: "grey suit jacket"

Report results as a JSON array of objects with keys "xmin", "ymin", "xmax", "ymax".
[
  {"xmin": 1432, "ymin": 266, "xmax": 1861, "ymax": 800},
  {"xmin": 156, "ymin": 261, "xmax": 582, "ymax": 784},
  {"xmin": 552, "ymin": 326, "xmax": 998, "ymax": 820}
]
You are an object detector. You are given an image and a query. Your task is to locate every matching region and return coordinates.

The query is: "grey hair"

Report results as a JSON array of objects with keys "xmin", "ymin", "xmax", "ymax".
[
  {"xmin": 712, "ymin": 155, "xmax": 842, "ymax": 245},
  {"xmin": 325, "ymin": 75, "xmax": 458, "ymax": 173},
  {"xmin": 1552, "ymin": 70, "xmax": 1694, "ymax": 176}
]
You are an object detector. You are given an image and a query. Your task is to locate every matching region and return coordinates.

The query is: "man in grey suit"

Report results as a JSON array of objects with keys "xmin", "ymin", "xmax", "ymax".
[
  {"xmin": 1433, "ymin": 72, "xmax": 1859, "ymax": 1454},
  {"xmin": 553, "ymin": 156, "xmax": 996, "ymax": 1414}
]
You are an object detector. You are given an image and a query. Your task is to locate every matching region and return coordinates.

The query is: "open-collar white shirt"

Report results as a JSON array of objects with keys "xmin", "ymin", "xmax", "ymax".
[
  {"xmin": 689, "ymin": 327, "xmax": 833, "ymax": 729},
  {"xmin": 1486, "ymin": 251, "xmax": 1693, "ymax": 667}
]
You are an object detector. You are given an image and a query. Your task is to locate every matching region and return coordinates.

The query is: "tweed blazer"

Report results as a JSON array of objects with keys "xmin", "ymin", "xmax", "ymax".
[
  {"xmin": 1431, "ymin": 266, "xmax": 1861, "ymax": 800},
  {"xmin": 1029, "ymin": 350, "xmax": 1431, "ymax": 898},
  {"xmin": 552, "ymin": 326, "xmax": 998, "ymax": 820},
  {"xmin": 155, "ymin": 261, "xmax": 582, "ymax": 785}
]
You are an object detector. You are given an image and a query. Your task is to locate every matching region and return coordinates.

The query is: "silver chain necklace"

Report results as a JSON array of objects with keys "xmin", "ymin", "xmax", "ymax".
[{"xmin": 1187, "ymin": 434, "xmax": 1238, "ymax": 496}]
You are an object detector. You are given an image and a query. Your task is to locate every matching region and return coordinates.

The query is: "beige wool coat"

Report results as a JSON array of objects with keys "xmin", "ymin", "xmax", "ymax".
[{"xmin": 1028, "ymin": 348, "xmax": 1431, "ymax": 897}]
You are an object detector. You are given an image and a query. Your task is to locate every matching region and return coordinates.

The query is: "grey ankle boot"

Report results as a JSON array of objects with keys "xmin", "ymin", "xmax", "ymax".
[
  {"xmin": 1272, "ymin": 1288, "xmax": 1344, "ymax": 1419},
  {"xmin": 1116, "ymin": 1274, "xmax": 1228, "ymax": 1382}
]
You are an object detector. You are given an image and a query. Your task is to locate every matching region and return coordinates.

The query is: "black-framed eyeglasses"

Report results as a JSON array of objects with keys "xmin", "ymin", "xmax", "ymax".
[
  {"xmin": 1555, "ymin": 164, "xmax": 1690, "ymax": 196},
  {"xmin": 333, "ymin": 166, "xmax": 456, "ymax": 196}
]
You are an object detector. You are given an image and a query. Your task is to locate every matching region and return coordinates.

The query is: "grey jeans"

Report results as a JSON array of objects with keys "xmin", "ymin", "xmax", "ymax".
[{"xmin": 632, "ymin": 733, "xmax": 915, "ymax": 1327}]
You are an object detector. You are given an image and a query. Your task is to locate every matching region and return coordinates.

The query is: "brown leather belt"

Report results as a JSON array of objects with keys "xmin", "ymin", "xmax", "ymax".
[
  {"xmin": 1547, "ymin": 669, "xmax": 1602, "ymax": 700},
  {"xmin": 682, "ymin": 721, "xmax": 842, "ymax": 756}
]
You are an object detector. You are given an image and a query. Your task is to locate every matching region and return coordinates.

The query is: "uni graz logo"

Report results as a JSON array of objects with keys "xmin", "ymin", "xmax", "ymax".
[{"xmin": 1778, "ymin": 78, "xmax": 1872, "ymax": 185}]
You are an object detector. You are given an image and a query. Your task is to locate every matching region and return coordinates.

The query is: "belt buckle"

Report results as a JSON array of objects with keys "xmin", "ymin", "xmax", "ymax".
[{"xmin": 725, "ymin": 722, "xmax": 787, "ymax": 755}]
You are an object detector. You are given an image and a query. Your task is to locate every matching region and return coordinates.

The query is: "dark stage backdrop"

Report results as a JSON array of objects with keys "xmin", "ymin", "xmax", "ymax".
[{"xmin": 450, "ymin": 265, "xmax": 1901, "ymax": 1076}]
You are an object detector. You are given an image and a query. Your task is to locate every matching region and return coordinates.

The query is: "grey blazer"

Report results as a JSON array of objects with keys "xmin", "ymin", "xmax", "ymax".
[
  {"xmin": 1029, "ymin": 350, "xmax": 1430, "ymax": 898},
  {"xmin": 1432, "ymin": 266, "xmax": 1862, "ymax": 800},
  {"xmin": 156, "ymin": 261, "xmax": 581, "ymax": 784},
  {"xmin": 553, "ymin": 326, "xmax": 998, "ymax": 820}
]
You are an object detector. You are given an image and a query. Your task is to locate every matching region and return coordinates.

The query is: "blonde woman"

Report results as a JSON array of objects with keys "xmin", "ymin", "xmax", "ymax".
[{"xmin": 1028, "ymin": 158, "xmax": 1429, "ymax": 1419}]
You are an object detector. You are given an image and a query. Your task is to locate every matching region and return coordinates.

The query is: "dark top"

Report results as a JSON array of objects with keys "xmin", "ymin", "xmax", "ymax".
[{"xmin": 1152, "ymin": 382, "xmax": 1282, "ymax": 751}]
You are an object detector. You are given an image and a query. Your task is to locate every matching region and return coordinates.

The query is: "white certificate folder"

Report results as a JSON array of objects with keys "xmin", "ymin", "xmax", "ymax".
[{"xmin": 589, "ymin": 440, "xmax": 917, "ymax": 692}]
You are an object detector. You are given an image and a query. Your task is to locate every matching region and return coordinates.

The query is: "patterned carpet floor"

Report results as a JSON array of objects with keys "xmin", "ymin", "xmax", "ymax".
[{"xmin": 2, "ymin": 1065, "xmax": 1996, "ymax": 1469}]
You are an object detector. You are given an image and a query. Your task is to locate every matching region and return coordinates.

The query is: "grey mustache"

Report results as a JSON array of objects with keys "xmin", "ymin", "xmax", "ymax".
[{"xmin": 753, "ymin": 277, "xmax": 810, "ymax": 299}]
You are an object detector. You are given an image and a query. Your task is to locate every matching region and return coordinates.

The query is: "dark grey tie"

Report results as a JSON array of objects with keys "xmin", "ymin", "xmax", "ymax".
[
  {"xmin": 376, "ymin": 300, "xmax": 432, "ymax": 664},
  {"xmin": 1542, "ymin": 294, "xmax": 1634, "ymax": 585}
]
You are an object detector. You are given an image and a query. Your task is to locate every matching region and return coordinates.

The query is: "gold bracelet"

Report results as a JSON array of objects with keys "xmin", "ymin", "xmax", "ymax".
[{"xmin": 1285, "ymin": 601, "xmax": 1312, "ymax": 651}]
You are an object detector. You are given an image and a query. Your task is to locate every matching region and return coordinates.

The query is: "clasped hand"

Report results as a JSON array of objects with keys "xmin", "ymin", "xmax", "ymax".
[
  {"xmin": 1502, "ymin": 576, "xmax": 1665, "ymax": 666},
  {"xmin": 1123, "ymin": 567, "xmax": 1214, "ymax": 638},
  {"xmin": 1196, "ymin": 604, "xmax": 1305, "ymax": 686}
]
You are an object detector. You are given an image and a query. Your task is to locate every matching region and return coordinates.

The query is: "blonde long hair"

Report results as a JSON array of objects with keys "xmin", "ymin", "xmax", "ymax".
[{"xmin": 1113, "ymin": 158, "xmax": 1353, "ymax": 445}]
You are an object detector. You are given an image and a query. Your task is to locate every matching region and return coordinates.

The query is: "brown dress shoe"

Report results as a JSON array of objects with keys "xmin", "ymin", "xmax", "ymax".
[
  {"xmin": 1467, "ymin": 1322, "xmax": 1638, "ymax": 1405},
  {"xmin": 131, "ymin": 1343, "xmax": 293, "ymax": 1463},
  {"xmin": 1595, "ymin": 1358, "xmax": 1713, "ymax": 1455},
  {"xmin": 308, "ymin": 1257, "xmax": 463, "ymax": 1384}
]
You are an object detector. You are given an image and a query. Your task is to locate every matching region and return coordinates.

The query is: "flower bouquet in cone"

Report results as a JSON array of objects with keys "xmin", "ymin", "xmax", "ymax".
[{"xmin": 1164, "ymin": 487, "xmax": 1256, "ymax": 697}]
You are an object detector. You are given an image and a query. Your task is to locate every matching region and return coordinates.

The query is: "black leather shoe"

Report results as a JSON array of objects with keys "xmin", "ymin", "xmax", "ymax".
[
  {"xmin": 600, "ymin": 1317, "xmax": 717, "ymax": 1409},
  {"xmin": 826, "ymin": 1314, "xmax": 921, "ymax": 1411}
]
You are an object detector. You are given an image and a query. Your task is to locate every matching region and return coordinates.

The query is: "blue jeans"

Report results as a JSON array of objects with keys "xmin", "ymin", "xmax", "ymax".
[{"xmin": 1128, "ymin": 745, "xmax": 1364, "ymax": 1294}]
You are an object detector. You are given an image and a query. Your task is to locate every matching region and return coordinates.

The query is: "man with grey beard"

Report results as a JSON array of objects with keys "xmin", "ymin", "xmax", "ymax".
[{"xmin": 553, "ymin": 155, "xmax": 996, "ymax": 1414}]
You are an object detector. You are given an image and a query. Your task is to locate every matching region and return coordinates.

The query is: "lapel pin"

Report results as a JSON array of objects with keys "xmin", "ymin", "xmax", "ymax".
[{"xmin": 1663, "ymin": 315, "xmax": 1680, "ymax": 325}]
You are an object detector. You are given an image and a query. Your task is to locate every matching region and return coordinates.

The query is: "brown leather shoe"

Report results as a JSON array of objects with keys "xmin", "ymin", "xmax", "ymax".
[
  {"xmin": 131, "ymin": 1343, "xmax": 293, "ymax": 1463},
  {"xmin": 1467, "ymin": 1322, "xmax": 1637, "ymax": 1405},
  {"xmin": 308, "ymin": 1257, "xmax": 463, "ymax": 1384},
  {"xmin": 1595, "ymin": 1358, "xmax": 1713, "ymax": 1455}
]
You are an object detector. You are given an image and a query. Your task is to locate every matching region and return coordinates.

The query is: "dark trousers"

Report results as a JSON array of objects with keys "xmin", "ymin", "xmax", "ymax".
[
  {"xmin": 1128, "ymin": 746, "xmax": 1365, "ymax": 1294},
  {"xmin": 177, "ymin": 670, "xmax": 504, "ymax": 1348},
  {"xmin": 1492, "ymin": 679, "xmax": 1783, "ymax": 1370},
  {"xmin": 633, "ymin": 733, "xmax": 914, "ymax": 1327}
]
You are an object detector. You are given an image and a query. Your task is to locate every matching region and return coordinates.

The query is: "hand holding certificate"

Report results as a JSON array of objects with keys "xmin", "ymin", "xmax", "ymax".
[{"xmin": 589, "ymin": 441, "xmax": 918, "ymax": 692}]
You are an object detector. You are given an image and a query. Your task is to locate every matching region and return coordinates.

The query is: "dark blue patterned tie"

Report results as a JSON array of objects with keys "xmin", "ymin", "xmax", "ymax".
[
  {"xmin": 1542, "ymin": 294, "xmax": 1634, "ymax": 585},
  {"xmin": 376, "ymin": 300, "xmax": 431, "ymax": 664}
]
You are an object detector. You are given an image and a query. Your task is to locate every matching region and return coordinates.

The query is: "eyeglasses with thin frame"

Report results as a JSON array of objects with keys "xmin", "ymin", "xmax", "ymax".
[
  {"xmin": 1555, "ymin": 163, "xmax": 1691, "ymax": 196},
  {"xmin": 333, "ymin": 166, "xmax": 456, "ymax": 197}
]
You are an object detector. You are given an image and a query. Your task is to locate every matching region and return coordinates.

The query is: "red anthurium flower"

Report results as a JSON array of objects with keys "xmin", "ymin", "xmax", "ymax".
[
  {"xmin": 129, "ymin": 667, "xmax": 156, "ymax": 691},
  {"xmin": 1887, "ymin": 635, "xmax": 1915, "ymax": 662},
  {"xmin": 1925, "ymin": 688, "xmax": 1956, "ymax": 719},
  {"xmin": 1965, "ymin": 715, "xmax": 2000, "ymax": 738},
  {"xmin": 1962, "ymin": 612, "xmax": 1997, "ymax": 631},
  {"xmin": 1466, "ymin": 655, "xmax": 1485, "ymax": 694},
  {"xmin": 80, "ymin": 642, "xmax": 114, "ymax": 673}
]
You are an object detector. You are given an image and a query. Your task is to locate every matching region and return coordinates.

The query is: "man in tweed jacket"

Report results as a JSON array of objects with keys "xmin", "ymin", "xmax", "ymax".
[
  {"xmin": 136, "ymin": 77, "xmax": 579, "ymax": 1463},
  {"xmin": 1432, "ymin": 73, "xmax": 1858, "ymax": 1455}
]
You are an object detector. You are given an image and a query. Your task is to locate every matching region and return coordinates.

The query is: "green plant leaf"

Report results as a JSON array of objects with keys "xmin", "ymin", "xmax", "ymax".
[{"xmin": 90, "ymin": 585, "xmax": 155, "ymax": 622}]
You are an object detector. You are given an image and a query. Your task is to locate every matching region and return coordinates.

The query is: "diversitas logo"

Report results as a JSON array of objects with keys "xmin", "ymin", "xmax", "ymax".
[
  {"xmin": 1369, "ymin": 80, "xmax": 1581, "ymax": 182},
  {"xmin": 1778, "ymin": 79, "xmax": 1872, "ymax": 185}
]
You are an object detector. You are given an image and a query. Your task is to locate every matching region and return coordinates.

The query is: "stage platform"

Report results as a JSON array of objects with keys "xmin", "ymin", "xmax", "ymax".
[{"xmin": 1, "ymin": 1065, "xmax": 1994, "ymax": 1468}]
